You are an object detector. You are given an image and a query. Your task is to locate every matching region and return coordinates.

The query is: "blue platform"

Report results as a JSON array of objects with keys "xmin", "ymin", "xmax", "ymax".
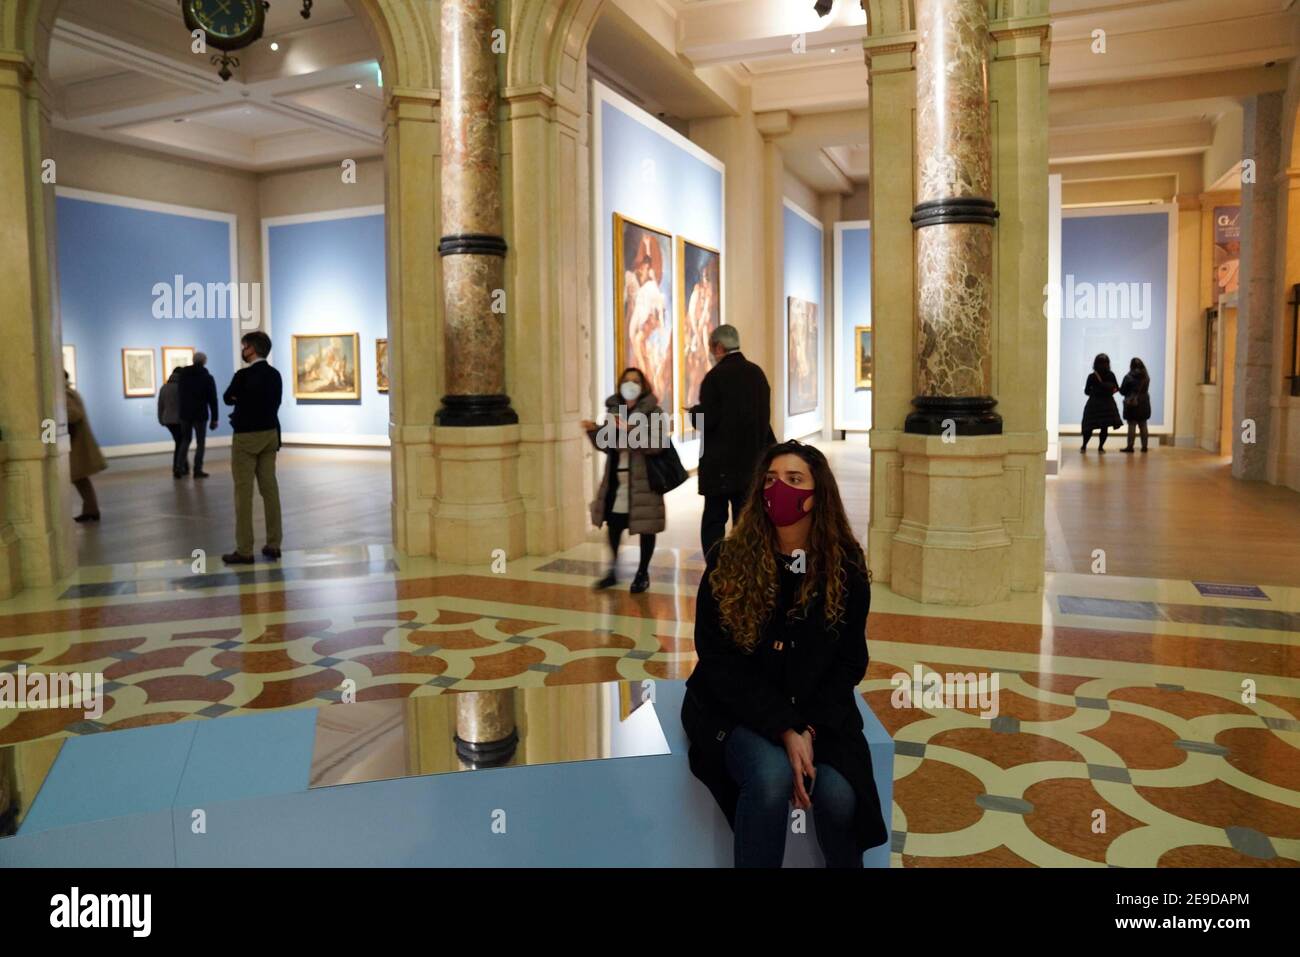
[{"xmin": 0, "ymin": 682, "xmax": 893, "ymax": 867}]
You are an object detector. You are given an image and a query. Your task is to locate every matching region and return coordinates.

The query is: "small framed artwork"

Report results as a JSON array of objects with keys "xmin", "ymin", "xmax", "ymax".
[
  {"xmin": 375, "ymin": 338, "xmax": 389, "ymax": 393},
  {"xmin": 121, "ymin": 348, "xmax": 156, "ymax": 397},
  {"xmin": 62, "ymin": 344, "xmax": 77, "ymax": 389},
  {"xmin": 854, "ymin": 325, "xmax": 873, "ymax": 391},
  {"xmin": 162, "ymin": 346, "xmax": 195, "ymax": 381},
  {"xmin": 292, "ymin": 333, "xmax": 361, "ymax": 400}
]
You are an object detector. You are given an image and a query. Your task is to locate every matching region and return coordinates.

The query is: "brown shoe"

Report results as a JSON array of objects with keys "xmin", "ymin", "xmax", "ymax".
[
  {"xmin": 222, "ymin": 551, "xmax": 255, "ymax": 565},
  {"xmin": 261, "ymin": 546, "xmax": 282, "ymax": 561}
]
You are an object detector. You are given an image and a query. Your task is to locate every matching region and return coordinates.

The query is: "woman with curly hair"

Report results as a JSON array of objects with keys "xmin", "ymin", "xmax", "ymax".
[{"xmin": 680, "ymin": 440, "xmax": 887, "ymax": 867}]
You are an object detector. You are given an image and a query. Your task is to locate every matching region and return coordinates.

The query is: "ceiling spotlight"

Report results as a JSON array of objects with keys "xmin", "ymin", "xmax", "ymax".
[
  {"xmin": 354, "ymin": 82, "xmax": 363, "ymax": 90},
  {"xmin": 270, "ymin": 41, "xmax": 279, "ymax": 52},
  {"xmin": 814, "ymin": 0, "xmax": 833, "ymax": 16}
]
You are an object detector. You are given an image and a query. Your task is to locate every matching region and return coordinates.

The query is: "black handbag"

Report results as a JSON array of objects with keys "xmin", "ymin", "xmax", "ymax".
[{"xmin": 645, "ymin": 436, "xmax": 688, "ymax": 494}]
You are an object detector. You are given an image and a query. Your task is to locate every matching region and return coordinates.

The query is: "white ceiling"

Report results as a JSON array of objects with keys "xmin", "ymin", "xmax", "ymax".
[{"xmin": 48, "ymin": 0, "xmax": 383, "ymax": 172}]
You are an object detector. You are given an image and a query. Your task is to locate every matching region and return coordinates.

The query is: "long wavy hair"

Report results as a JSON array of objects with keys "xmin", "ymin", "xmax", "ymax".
[{"xmin": 711, "ymin": 441, "xmax": 866, "ymax": 652}]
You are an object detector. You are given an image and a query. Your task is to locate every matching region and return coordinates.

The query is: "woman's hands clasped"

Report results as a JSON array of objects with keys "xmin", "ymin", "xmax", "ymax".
[{"xmin": 782, "ymin": 728, "xmax": 816, "ymax": 810}]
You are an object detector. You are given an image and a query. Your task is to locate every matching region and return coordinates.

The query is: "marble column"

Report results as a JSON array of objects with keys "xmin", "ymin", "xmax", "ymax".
[
  {"xmin": 437, "ymin": 0, "xmax": 515, "ymax": 426},
  {"xmin": 907, "ymin": 0, "xmax": 1001, "ymax": 435},
  {"xmin": 453, "ymin": 690, "xmax": 518, "ymax": 769}
]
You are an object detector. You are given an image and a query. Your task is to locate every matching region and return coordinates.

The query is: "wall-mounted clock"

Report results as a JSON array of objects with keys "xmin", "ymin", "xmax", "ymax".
[{"xmin": 179, "ymin": 0, "xmax": 312, "ymax": 81}]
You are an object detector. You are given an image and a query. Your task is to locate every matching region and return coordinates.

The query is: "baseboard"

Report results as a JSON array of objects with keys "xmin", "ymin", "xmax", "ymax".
[
  {"xmin": 280, "ymin": 433, "xmax": 390, "ymax": 448},
  {"xmin": 103, "ymin": 437, "xmax": 234, "ymax": 458}
]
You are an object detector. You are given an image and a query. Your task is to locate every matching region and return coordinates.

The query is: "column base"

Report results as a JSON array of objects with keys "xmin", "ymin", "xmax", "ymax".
[
  {"xmin": 905, "ymin": 396, "xmax": 1002, "ymax": 436},
  {"xmin": 889, "ymin": 433, "xmax": 1011, "ymax": 605},
  {"xmin": 431, "ymin": 424, "xmax": 526, "ymax": 565},
  {"xmin": 436, "ymin": 394, "xmax": 519, "ymax": 427}
]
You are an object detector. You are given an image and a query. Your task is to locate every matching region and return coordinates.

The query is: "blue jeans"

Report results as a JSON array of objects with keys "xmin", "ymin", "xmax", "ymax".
[{"xmin": 723, "ymin": 724, "xmax": 862, "ymax": 868}]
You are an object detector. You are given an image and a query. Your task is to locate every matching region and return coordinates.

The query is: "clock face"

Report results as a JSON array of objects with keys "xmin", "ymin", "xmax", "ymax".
[{"xmin": 186, "ymin": 0, "xmax": 262, "ymax": 44}]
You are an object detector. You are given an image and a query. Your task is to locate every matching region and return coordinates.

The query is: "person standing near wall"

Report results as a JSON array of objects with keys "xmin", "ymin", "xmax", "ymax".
[
  {"xmin": 179, "ymin": 352, "xmax": 219, "ymax": 478},
  {"xmin": 158, "ymin": 368, "xmax": 186, "ymax": 478},
  {"xmin": 1119, "ymin": 357, "xmax": 1152, "ymax": 453},
  {"xmin": 65, "ymin": 371, "xmax": 106, "ymax": 523},
  {"xmin": 688, "ymin": 325, "xmax": 775, "ymax": 559},
  {"xmin": 222, "ymin": 331, "xmax": 283, "ymax": 565},
  {"xmin": 1080, "ymin": 353, "xmax": 1123, "ymax": 453}
]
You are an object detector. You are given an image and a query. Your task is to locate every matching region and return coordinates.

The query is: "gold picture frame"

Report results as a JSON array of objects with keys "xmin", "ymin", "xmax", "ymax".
[
  {"xmin": 375, "ymin": 338, "xmax": 389, "ymax": 393},
  {"xmin": 675, "ymin": 236, "xmax": 721, "ymax": 436},
  {"xmin": 613, "ymin": 213, "xmax": 674, "ymax": 413},
  {"xmin": 121, "ymin": 348, "xmax": 156, "ymax": 397},
  {"xmin": 291, "ymin": 333, "xmax": 361, "ymax": 400},
  {"xmin": 162, "ymin": 346, "xmax": 195, "ymax": 381},
  {"xmin": 854, "ymin": 325, "xmax": 873, "ymax": 391}
]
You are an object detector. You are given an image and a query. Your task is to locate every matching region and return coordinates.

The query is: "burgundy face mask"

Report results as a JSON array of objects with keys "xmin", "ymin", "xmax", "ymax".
[{"xmin": 763, "ymin": 477, "xmax": 814, "ymax": 527}]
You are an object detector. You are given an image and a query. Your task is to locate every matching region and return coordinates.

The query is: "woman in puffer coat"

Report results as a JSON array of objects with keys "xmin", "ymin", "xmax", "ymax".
[{"xmin": 581, "ymin": 367, "xmax": 669, "ymax": 594}]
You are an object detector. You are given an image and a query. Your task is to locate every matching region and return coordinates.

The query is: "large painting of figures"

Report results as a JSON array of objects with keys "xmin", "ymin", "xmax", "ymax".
[
  {"xmin": 614, "ymin": 214, "xmax": 674, "ymax": 414},
  {"xmin": 292, "ymin": 333, "xmax": 361, "ymax": 400},
  {"xmin": 676, "ymin": 237, "xmax": 721, "ymax": 434},
  {"xmin": 786, "ymin": 296, "xmax": 819, "ymax": 416}
]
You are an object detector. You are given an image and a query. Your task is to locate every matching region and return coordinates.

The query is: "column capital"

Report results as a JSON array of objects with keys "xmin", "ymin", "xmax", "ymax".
[
  {"xmin": 863, "ymin": 38, "xmax": 917, "ymax": 78},
  {"xmin": 989, "ymin": 20, "xmax": 1051, "ymax": 64},
  {"xmin": 755, "ymin": 109, "xmax": 793, "ymax": 140}
]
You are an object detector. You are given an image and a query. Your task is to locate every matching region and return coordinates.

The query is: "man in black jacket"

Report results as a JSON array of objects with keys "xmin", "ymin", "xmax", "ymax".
[
  {"xmin": 687, "ymin": 325, "xmax": 774, "ymax": 558},
  {"xmin": 178, "ymin": 352, "xmax": 219, "ymax": 478},
  {"xmin": 222, "ymin": 331, "xmax": 283, "ymax": 565}
]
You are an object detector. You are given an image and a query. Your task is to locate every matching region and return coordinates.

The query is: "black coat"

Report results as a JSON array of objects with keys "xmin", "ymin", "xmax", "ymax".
[
  {"xmin": 1081, "ymin": 369, "xmax": 1123, "ymax": 430},
  {"xmin": 1119, "ymin": 371, "xmax": 1151, "ymax": 423},
  {"xmin": 681, "ymin": 549, "xmax": 888, "ymax": 853},
  {"xmin": 179, "ymin": 366, "xmax": 219, "ymax": 423},
  {"xmin": 688, "ymin": 351, "xmax": 775, "ymax": 497},
  {"xmin": 223, "ymin": 360, "xmax": 282, "ymax": 435}
]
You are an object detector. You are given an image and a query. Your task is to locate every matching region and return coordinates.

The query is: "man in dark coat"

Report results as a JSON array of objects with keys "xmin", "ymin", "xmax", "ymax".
[
  {"xmin": 179, "ymin": 352, "xmax": 220, "ymax": 478},
  {"xmin": 687, "ymin": 325, "xmax": 774, "ymax": 558}
]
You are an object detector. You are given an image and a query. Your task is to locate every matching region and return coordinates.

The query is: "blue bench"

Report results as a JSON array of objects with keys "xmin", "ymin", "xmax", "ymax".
[{"xmin": 0, "ymin": 681, "xmax": 893, "ymax": 867}]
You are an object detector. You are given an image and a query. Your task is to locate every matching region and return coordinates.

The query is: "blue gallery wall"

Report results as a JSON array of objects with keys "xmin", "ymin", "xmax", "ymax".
[
  {"xmin": 1059, "ymin": 210, "xmax": 1171, "ymax": 429},
  {"xmin": 838, "ymin": 224, "xmax": 871, "ymax": 429},
  {"xmin": 782, "ymin": 201, "xmax": 824, "ymax": 439},
  {"xmin": 597, "ymin": 83, "xmax": 724, "ymax": 407},
  {"xmin": 266, "ymin": 212, "xmax": 389, "ymax": 440},
  {"xmin": 55, "ymin": 194, "xmax": 237, "ymax": 449}
]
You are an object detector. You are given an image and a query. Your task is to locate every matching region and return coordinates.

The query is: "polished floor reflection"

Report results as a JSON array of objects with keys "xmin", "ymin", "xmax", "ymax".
[{"xmin": 2, "ymin": 440, "xmax": 1299, "ymax": 866}]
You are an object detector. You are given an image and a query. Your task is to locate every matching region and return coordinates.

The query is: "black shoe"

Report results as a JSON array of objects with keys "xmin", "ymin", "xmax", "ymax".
[
  {"xmin": 173, "ymin": 471, "xmax": 184, "ymax": 479},
  {"xmin": 194, "ymin": 470, "xmax": 209, "ymax": 479},
  {"xmin": 1141, "ymin": 446, "xmax": 1149, "ymax": 453},
  {"xmin": 1121, "ymin": 446, "xmax": 1134, "ymax": 453},
  {"xmin": 261, "ymin": 545, "xmax": 281, "ymax": 561},
  {"xmin": 1079, "ymin": 446, "xmax": 1087, "ymax": 454},
  {"xmin": 630, "ymin": 572, "xmax": 650, "ymax": 594},
  {"xmin": 1097, "ymin": 447, "xmax": 1106, "ymax": 454},
  {"xmin": 73, "ymin": 513, "xmax": 100, "ymax": 523},
  {"xmin": 594, "ymin": 572, "xmax": 617, "ymax": 590},
  {"xmin": 222, "ymin": 551, "xmax": 255, "ymax": 565}
]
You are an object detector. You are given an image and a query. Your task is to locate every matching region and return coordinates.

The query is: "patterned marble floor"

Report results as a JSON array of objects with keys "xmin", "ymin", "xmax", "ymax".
[{"xmin": 1, "ymin": 541, "xmax": 1298, "ymax": 867}]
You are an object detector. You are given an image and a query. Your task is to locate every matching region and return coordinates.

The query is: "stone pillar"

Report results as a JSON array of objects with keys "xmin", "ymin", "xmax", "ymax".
[
  {"xmin": 453, "ymin": 690, "xmax": 518, "ymax": 769},
  {"xmin": 438, "ymin": 0, "xmax": 515, "ymax": 426},
  {"xmin": 867, "ymin": 0, "xmax": 1050, "ymax": 604},
  {"xmin": 907, "ymin": 0, "xmax": 1000, "ymax": 435},
  {"xmin": 431, "ymin": 0, "xmax": 525, "ymax": 563},
  {"xmin": 1233, "ymin": 91, "xmax": 1283, "ymax": 481}
]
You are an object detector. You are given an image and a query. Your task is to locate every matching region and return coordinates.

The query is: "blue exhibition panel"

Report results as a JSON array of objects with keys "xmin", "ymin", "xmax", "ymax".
[{"xmin": 0, "ymin": 682, "xmax": 894, "ymax": 868}]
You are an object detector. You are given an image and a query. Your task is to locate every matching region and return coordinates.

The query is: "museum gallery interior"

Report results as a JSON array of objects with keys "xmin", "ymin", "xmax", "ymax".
[{"xmin": 0, "ymin": 0, "xmax": 1299, "ymax": 879}]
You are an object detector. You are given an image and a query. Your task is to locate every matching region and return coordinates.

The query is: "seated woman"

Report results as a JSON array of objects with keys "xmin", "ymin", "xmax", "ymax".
[{"xmin": 681, "ymin": 440, "xmax": 887, "ymax": 867}]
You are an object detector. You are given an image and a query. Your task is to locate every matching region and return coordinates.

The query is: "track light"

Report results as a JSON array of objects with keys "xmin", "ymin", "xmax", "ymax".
[{"xmin": 814, "ymin": 0, "xmax": 833, "ymax": 16}]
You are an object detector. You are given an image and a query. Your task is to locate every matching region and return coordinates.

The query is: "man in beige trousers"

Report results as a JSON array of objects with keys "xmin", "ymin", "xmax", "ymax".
[{"xmin": 221, "ymin": 331, "xmax": 283, "ymax": 564}]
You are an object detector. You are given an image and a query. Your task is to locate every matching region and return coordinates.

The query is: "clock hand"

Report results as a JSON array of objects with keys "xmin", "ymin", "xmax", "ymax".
[{"xmin": 214, "ymin": 0, "xmax": 233, "ymax": 15}]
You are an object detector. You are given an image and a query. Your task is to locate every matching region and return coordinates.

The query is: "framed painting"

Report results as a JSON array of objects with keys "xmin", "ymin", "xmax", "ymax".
[
  {"xmin": 292, "ymin": 333, "xmax": 361, "ymax": 400},
  {"xmin": 614, "ymin": 213, "xmax": 674, "ymax": 415},
  {"xmin": 162, "ymin": 346, "xmax": 194, "ymax": 381},
  {"xmin": 854, "ymin": 325, "xmax": 873, "ymax": 391},
  {"xmin": 786, "ymin": 296, "xmax": 819, "ymax": 416},
  {"xmin": 121, "ymin": 348, "xmax": 156, "ymax": 397},
  {"xmin": 676, "ymin": 237, "xmax": 721, "ymax": 434},
  {"xmin": 62, "ymin": 344, "xmax": 77, "ymax": 389},
  {"xmin": 376, "ymin": 338, "xmax": 389, "ymax": 393}
]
